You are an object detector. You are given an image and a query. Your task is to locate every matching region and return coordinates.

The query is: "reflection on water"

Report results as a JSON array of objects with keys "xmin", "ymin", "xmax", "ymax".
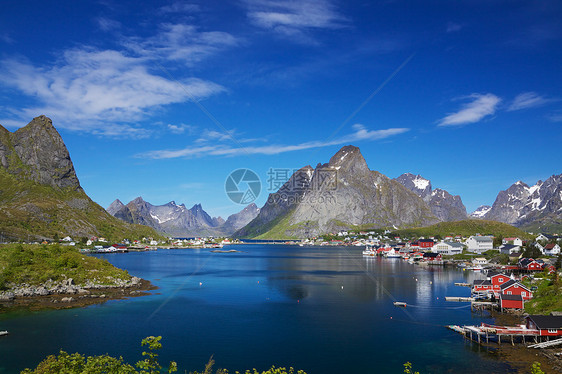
[{"xmin": 0, "ymin": 245, "xmax": 512, "ymax": 374}]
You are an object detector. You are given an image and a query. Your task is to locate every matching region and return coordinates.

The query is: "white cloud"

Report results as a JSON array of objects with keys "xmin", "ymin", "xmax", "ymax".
[
  {"xmin": 0, "ymin": 51, "xmax": 224, "ymax": 135},
  {"xmin": 167, "ymin": 123, "xmax": 195, "ymax": 134},
  {"xmin": 438, "ymin": 93, "xmax": 501, "ymax": 127},
  {"xmin": 138, "ymin": 124, "xmax": 409, "ymax": 159},
  {"xmin": 243, "ymin": 0, "xmax": 347, "ymax": 43},
  {"xmin": 0, "ymin": 21, "xmax": 237, "ymax": 137},
  {"xmin": 508, "ymin": 92, "xmax": 553, "ymax": 111},
  {"xmin": 123, "ymin": 24, "xmax": 239, "ymax": 65}
]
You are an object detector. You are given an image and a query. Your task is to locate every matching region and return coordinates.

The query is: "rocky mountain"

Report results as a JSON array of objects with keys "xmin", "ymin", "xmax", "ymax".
[
  {"xmin": 0, "ymin": 116, "xmax": 159, "ymax": 241},
  {"xmin": 484, "ymin": 175, "xmax": 562, "ymax": 232},
  {"xmin": 394, "ymin": 173, "xmax": 467, "ymax": 222},
  {"xmin": 236, "ymin": 145, "xmax": 439, "ymax": 238},
  {"xmin": 108, "ymin": 198, "xmax": 259, "ymax": 237},
  {"xmin": 470, "ymin": 205, "xmax": 492, "ymax": 219}
]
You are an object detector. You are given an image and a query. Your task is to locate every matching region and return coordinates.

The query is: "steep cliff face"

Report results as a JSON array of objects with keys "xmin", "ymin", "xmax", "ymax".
[
  {"xmin": 237, "ymin": 145, "xmax": 438, "ymax": 238},
  {"xmin": 0, "ymin": 116, "xmax": 159, "ymax": 241},
  {"xmin": 0, "ymin": 115, "xmax": 81, "ymax": 189},
  {"xmin": 394, "ymin": 173, "xmax": 467, "ymax": 222},
  {"xmin": 485, "ymin": 175, "xmax": 562, "ymax": 232}
]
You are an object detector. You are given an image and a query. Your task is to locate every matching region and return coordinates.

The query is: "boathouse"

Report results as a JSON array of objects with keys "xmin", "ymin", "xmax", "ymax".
[
  {"xmin": 499, "ymin": 294, "xmax": 524, "ymax": 310},
  {"xmin": 525, "ymin": 315, "xmax": 562, "ymax": 336}
]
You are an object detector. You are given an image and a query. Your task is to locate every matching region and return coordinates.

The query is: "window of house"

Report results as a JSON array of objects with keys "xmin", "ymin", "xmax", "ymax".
[
  {"xmin": 548, "ymin": 329, "xmax": 558, "ymax": 334},
  {"xmin": 507, "ymin": 291, "xmax": 512, "ymax": 295}
]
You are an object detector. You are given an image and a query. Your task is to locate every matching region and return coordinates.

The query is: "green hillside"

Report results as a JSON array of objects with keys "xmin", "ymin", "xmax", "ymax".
[
  {"xmin": 0, "ymin": 168, "xmax": 161, "ymax": 242},
  {"xmin": 393, "ymin": 219, "xmax": 533, "ymax": 239}
]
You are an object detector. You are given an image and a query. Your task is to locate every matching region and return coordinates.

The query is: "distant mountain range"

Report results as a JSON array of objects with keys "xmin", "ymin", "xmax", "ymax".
[
  {"xmin": 236, "ymin": 146, "xmax": 562, "ymax": 238},
  {"xmin": 0, "ymin": 116, "xmax": 159, "ymax": 241},
  {"xmin": 235, "ymin": 146, "xmax": 439, "ymax": 238},
  {"xmin": 470, "ymin": 176, "xmax": 562, "ymax": 232},
  {"xmin": 107, "ymin": 198, "xmax": 259, "ymax": 237},
  {"xmin": 394, "ymin": 173, "xmax": 467, "ymax": 222}
]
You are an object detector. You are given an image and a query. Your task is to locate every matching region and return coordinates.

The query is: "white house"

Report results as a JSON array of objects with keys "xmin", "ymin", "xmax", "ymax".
[
  {"xmin": 465, "ymin": 236, "xmax": 494, "ymax": 253},
  {"xmin": 543, "ymin": 243, "xmax": 561, "ymax": 256},
  {"xmin": 472, "ymin": 257, "xmax": 489, "ymax": 265},
  {"xmin": 62, "ymin": 236, "xmax": 73, "ymax": 242},
  {"xmin": 500, "ymin": 244, "xmax": 521, "ymax": 255},
  {"xmin": 502, "ymin": 237, "xmax": 523, "ymax": 246},
  {"xmin": 432, "ymin": 241, "xmax": 464, "ymax": 255}
]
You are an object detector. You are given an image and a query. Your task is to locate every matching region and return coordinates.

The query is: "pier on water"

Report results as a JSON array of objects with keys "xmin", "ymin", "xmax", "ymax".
[{"xmin": 447, "ymin": 324, "xmax": 559, "ymax": 347}]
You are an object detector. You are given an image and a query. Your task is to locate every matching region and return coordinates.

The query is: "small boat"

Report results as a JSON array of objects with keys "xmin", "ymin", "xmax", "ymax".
[
  {"xmin": 393, "ymin": 302, "xmax": 407, "ymax": 307},
  {"xmin": 0, "ymin": 331, "xmax": 8, "ymax": 336}
]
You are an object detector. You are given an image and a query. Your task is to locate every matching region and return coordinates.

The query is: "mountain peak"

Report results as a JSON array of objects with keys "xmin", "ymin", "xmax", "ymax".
[
  {"xmin": 0, "ymin": 115, "xmax": 81, "ymax": 190},
  {"xmin": 328, "ymin": 145, "xmax": 369, "ymax": 172}
]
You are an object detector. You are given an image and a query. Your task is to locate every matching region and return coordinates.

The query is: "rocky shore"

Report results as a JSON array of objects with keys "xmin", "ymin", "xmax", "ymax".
[{"xmin": 0, "ymin": 276, "xmax": 155, "ymax": 311}]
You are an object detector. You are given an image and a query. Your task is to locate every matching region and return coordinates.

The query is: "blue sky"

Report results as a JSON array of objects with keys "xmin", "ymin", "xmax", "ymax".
[{"xmin": 0, "ymin": 0, "xmax": 561, "ymax": 219}]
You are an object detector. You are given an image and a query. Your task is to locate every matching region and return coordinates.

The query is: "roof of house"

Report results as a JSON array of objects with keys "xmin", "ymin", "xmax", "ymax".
[
  {"xmin": 473, "ymin": 280, "xmax": 492, "ymax": 286},
  {"xmin": 545, "ymin": 243, "xmax": 558, "ymax": 250},
  {"xmin": 500, "ymin": 280, "xmax": 531, "ymax": 291},
  {"xmin": 419, "ymin": 239, "xmax": 434, "ymax": 243},
  {"xmin": 500, "ymin": 294, "xmax": 523, "ymax": 301},
  {"xmin": 489, "ymin": 272, "xmax": 509, "ymax": 279},
  {"xmin": 526, "ymin": 315, "xmax": 562, "ymax": 329},
  {"xmin": 503, "ymin": 237, "xmax": 519, "ymax": 241},
  {"xmin": 469, "ymin": 236, "xmax": 493, "ymax": 242},
  {"xmin": 501, "ymin": 244, "xmax": 520, "ymax": 250}
]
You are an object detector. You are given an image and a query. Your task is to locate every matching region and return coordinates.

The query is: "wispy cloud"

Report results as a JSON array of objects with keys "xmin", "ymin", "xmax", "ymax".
[
  {"xmin": 168, "ymin": 123, "xmax": 195, "ymax": 134},
  {"xmin": 546, "ymin": 112, "xmax": 562, "ymax": 123},
  {"xmin": 0, "ymin": 21, "xmax": 237, "ymax": 137},
  {"xmin": 446, "ymin": 22, "xmax": 463, "ymax": 33},
  {"xmin": 508, "ymin": 91, "xmax": 554, "ymax": 111},
  {"xmin": 438, "ymin": 93, "xmax": 501, "ymax": 127},
  {"xmin": 159, "ymin": 2, "xmax": 201, "ymax": 14},
  {"xmin": 243, "ymin": 0, "xmax": 347, "ymax": 43},
  {"xmin": 96, "ymin": 17, "xmax": 121, "ymax": 32},
  {"xmin": 138, "ymin": 123, "xmax": 409, "ymax": 159},
  {"xmin": 123, "ymin": 23, "xmax": 239, "ymax": 65},
  {"xmin": 0, "ymin": 51, "xmax": 224, "ymax": 137}
]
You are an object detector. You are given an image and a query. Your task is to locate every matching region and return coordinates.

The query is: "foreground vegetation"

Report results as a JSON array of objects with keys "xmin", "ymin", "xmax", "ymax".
[
  {"xmin": 0, "ymin": 243, "xmax": 130, "ymax": 290},
  {"xmin": 22, "ymin": 336, "xmax": 306, "ymax": 374},
  {"xmin": 22, "ymin": 337, "xmax": 548, "ymax": 374}
]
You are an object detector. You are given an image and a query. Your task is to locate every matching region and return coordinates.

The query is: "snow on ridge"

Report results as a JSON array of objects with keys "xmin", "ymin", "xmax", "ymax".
[
  {"xmin": 470, "ymin": 206, "xmax": 491, "ymax": 218},
  {"xmin": 527, "ymin": 183, "xmax": 541, "ymax": 196},
  {"xmin": 413, "ymin": 176, "xmax": 430, "ymax": 190}
]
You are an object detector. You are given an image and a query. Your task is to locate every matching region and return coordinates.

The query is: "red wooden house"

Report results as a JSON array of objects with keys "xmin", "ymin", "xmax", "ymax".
[
  {"xmin": 518, "ymin": 258, "xmax": 544, "ymax": 272},
  {"xmin": 499, "ymin": 294, "xmax": 525, "ymax": 309},
  {"xmin": 473, "ymin": 280, "xmax": 493, "ymax": 293},
  {"xmin": 500, "ymin": 279, "xmax": 533, "ymax": 300},
  {"xmin": 525, "ymin": 315, "xmax": 562, "ymax": 337},
  {"xmin": 419, "ymin": 239, "xmax": 434, "ymax": 249}
]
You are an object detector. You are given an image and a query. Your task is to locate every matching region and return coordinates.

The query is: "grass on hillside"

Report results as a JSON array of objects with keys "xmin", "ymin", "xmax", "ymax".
[
  {"xmin": 0, "ymin": 243, "xmax": 131, "ymax": 290},
  {"xmin": 524, "ymin": 271, "xmax": 562, "ymax": 314},
  {"xmin": 0, "ymin": 168, "xmax": 162, "ymax": 242},
  {"xmin": 393, "ymin": 219, "xmax": 532, "ymax": 239}
]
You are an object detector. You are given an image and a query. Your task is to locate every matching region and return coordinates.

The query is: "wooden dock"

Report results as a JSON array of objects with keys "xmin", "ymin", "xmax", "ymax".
[
  {"xmin": 445, "ymin": 296, "xmax": 474, "ymax": 302},
  {"xmin": 445, "ymin": 323, "xmax": 562, "ymax": 347},
  {"xmin": 454, "ymin": 282, "xmax": 472, "ymax": 287}
]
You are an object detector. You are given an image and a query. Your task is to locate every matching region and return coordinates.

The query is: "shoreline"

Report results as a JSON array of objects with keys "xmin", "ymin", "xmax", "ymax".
[{"xmin": 0, "ymin": 278, "xmax": 156, "ymax": 312}]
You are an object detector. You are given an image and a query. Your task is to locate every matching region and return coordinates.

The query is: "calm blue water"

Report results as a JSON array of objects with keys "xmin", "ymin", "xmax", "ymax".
[{"xmin": 0, "ymin": 245, "xmax": 516, "ymax": 373}]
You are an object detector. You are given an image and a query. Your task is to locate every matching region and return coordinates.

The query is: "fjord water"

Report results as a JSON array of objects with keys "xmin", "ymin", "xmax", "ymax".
[{"xmin": 0, "ymin": 245, "xmax": 515, "ymax": 373}]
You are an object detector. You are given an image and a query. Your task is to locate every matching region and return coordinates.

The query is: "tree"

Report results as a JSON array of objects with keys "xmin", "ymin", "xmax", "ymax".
[
  {"xmin": 493, "ymin": 235, "xmax": 503, "ymax": 248},
  {"xmin": 522, "ymin": 243, "xmax": 542, "ymax": 259}
]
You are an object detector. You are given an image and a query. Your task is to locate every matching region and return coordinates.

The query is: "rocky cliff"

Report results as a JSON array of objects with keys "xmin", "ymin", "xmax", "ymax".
[
  {"xmin": 394, "ymin": 173, "xmax": 467, "ymax": 222},
  {"xmin": 0, "ymin": 116, "xmax": 159, "ymax": 241},
  {"xmin": 484, "ymin": 175, "xmax": 562, "ymax": 232},
  {"xmin": 236, "ymin": 145, "xmax": 438, "ymax": 238}
]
